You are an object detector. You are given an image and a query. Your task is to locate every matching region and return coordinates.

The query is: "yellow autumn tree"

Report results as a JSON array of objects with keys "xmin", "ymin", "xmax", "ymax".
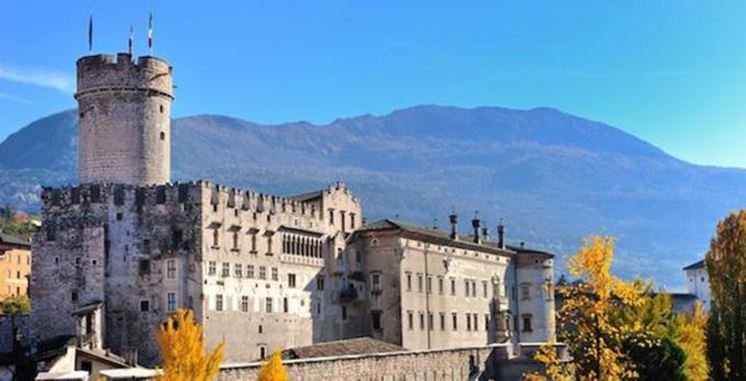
[
  {"xmin": 157, "ymin": 308, "xmax": 225, "ymax": 381},
  {"xmin": 557, "ymin": 236, "xmax": 643, "ymax": 380},
  {"xmin": 677, "ymin": 301, "xmax": 709, "ymax": 380},
  {"xmin": 523, "ymin": 340, "xmax": 574, "ymax": 381},
  {"xmin": 257, "ymin": 351, "xmax": 288, "ymax": 381}
]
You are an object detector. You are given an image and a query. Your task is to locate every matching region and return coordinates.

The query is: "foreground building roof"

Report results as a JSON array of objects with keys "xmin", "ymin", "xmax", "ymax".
[
  {"xmin": 0, "ymin": 232, "xmax": 30, "ymax": 249},
  {"xmin": 282, "ymin": 337, "xmax": 406, "ymax": 359},
  {"xmin": 683, "ymin": 259, "xmax": 705, "ymax": 271}
]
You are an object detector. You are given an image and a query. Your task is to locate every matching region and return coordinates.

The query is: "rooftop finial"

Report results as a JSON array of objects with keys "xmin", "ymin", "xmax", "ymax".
[
  {"xmin": 471, "ymin": 211, "xmax": 481, "ymax": 244},
  {"xmin": 497, "ymin": 218, "xmax": 505, "ymax": 249},
  {"xmin": 448, "ymin": 209, "xmax": 458, "ymax": 240}
]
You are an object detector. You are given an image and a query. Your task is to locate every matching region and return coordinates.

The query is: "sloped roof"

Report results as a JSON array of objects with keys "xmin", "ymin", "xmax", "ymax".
[
  {"xmin": 0, "ymin": 232, "xmax": 30, "ymax": 248},
  {"xmin": 357, "ymin": 219, "xmax": 553, "ymax": 259},
  {"xmin": 282, "ymin": 337, "xmax": 405, "ymax": 359},
  {"xmin": 287, "ymin": 190, "xmax": 323, "ymax": 202},
  {"xmin": 683, "ymin": 259, "xmax": 705, "ymax": 271}
]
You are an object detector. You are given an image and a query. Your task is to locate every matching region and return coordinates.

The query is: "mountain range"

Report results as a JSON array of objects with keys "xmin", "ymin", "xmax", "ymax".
[{"xmin": 2, "ymin": 105, "xmax": 744, "ymax": 287}]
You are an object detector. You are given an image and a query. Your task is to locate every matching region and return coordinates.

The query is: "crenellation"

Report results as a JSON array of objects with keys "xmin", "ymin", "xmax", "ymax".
[{"xmin": 32, "ymin": 50, "xmax": 556, "ymax": 373}]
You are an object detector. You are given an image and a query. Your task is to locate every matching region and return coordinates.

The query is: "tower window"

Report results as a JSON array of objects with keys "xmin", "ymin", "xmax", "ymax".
[
  {"xmin": 160, "ymin": 131, "xmax": 165, "ymax": 140},
  {"xmin": 160, "ymin": 105, "xmax": 164, "ymax": 113}
]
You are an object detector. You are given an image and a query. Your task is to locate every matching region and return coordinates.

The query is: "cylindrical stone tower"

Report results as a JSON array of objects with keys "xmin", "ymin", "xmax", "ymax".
[{"xmin": 75, "ymin": 53, "xmax": 174, "ymax": 185}]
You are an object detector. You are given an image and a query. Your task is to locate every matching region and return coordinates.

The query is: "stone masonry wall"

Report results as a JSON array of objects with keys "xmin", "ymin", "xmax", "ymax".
[
  {"xmin": 76, "ymin": 54, "xmax": 173, "ymax": 185},
  {"xmin": 0, "ymin": 314, "xmax": 29, "ymax": 353},
  {"xmin": 218, "ymin": 345, "xmax": 544, "ymax": 381}
]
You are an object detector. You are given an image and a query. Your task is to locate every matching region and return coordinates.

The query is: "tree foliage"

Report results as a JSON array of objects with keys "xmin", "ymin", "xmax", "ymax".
[
  {"xmin": 0, "ymin": 204, "xmax": 36, "ymax": 241},
  {"xmin": 705, "ymin": 210, "xmax": 746, "ymax": 380},
  {"xmin": 557, "ymin": 236, "xmax": 644, "ymax": 380},
  {"xmin": 257, "ymin": 351, "xmax": 288, "ymax": 381},
  {"xmin": 677, "ymin": 301, "xmax": 708, "ymax": 381},
  {"xmin": 0, "ymin": 295, "xmax": 31, "ymax": 315},
  {"xmin": 156, "ymin": 308, "xmax": 225, "ymax": 381}
]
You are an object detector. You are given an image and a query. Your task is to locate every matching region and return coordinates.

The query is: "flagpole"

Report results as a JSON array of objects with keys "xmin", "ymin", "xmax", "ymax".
[
  {"xmin": 88, "ymin": 13, "xmax": 93, "ymax": 52},
  {"xmin": 128, "ymin": 24, "xmax": 134, "ymax": 57},
  {"xmin": 148, "ymin": 11, "xmax": 153, "ymax": 55}
]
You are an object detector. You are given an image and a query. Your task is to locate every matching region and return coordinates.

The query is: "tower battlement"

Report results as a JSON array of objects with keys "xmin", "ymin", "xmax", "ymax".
[
  {"xmin": 76, "ymin": 52, "xmax": 174, "ymax": 186},
  {"xmin": 75, "ymin": 54, "xmax": 173, "ymax": 101}
]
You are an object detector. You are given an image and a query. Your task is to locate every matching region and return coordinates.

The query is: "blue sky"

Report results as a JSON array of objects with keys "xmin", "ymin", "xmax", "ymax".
[{"xmin": 2, "ymin": 1, "xmax": 746, "ymax": 168}]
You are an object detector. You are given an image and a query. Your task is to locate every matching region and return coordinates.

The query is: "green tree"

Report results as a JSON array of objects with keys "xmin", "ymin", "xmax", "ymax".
[
  {"xmin": 705, "ymin": 210, "xmax": 746, "ymax": 380},
  {"xmin": 0, "ymin": 295, "xmax": 31, "ymax": 315}
]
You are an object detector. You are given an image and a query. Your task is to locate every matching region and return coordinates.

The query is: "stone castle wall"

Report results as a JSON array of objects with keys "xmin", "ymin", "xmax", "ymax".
[
  {"xmin": 75, "ymin": 54, "xmax": 173, "ymax": 185},
  {"xmin": 218, "ymin": 345, "xmax": 544, "ymax": 381}
]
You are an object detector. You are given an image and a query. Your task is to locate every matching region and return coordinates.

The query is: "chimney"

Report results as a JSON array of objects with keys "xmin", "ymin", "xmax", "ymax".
[
  {"xmin": 472, "ymin": 212, "xmax": 481, "ymax": 244},
  {"xmin": 449, "ymin": 212, "xmax": 458, "ymax": 240},
  {"xmin": 497, "ymin": 219, "xmax": 505, "ymax": 249}
]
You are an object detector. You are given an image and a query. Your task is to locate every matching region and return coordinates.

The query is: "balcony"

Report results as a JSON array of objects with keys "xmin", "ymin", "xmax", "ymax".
[{"xmin": 339, "ymin": 285, "xmax": 359, "ymax": 303}]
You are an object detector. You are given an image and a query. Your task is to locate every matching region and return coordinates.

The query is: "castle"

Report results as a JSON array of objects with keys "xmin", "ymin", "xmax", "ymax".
[{"xmin": 30, "ymin": 52, "xmax": 556, "ymax": 366}]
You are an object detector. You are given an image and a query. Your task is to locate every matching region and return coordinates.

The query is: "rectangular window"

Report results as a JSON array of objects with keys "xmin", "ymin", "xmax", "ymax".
[
  {"xmin": 472, "ymin": 280, "xmax": 477, "ymax": 297},
  {"xmin": 466, "ymin": 313, "xmax": 472, "ymax": 331},
  {"xmin": 473, "ymin": 313, "xmax": 478, "ymax": 331},
  {"xmin": 465, "ymin": 280, "xmax": 470, "ymax": 297},
  {"xmin": 167, "ymin": 292, "xmax": 176, "ymax": 312},
  {"xmin": 266, "ymin": 236, "xmax": 273, "ymax": 255},
  {"xmin": 522, "ymin": 315, "xmax": 533, "ymax": 332},
  {"xmin": 419, "ymin": 312, "xmax": 425, "ymax": 330},
  {"xmin": 426, "ymin": 276, "xmax": 432, "ymax": 294},
  {"xmin": 371, "ymin": 272, "xmax": 381, "ymax": 292},
  {"xmin": 241, "ymin": 296, "xmax": 249, "ymax": 312},
  {"xmin": 483, "ymin": 281, "xmax": 488, "ymax": 298},
  {"xmin": 428, "ymin": 312, "xmax": 433, "ymax": 330},
  {"xmin": 166, "ymin": 259, "xmax": 176, "ymax": 279},
  {"xmin": 222, "ymin": 262, "xmax": 230, "ymax": 277},
  {"xmin": 259, "ymin": 266, "xmax": 267, "ymax": 280},
  {"xmin": 232, "ymin": 231, "xmax": 239, "ymax": 250},
  {"xmin": 288, "ymin": 273, "xmax": 296, "ymax": 288},
  {"xmin": 140, "ymin": 300, "xmax": 150, "ymax": 312},
  {"xmin": 417, "ymin": 273, "xmax": 423, "ymax": 293},
  {"xmin": 452, "ymin": 313, "xmax": 458, "ymax": 331},
  {"xmin": 521, "ymin": 284, "xmax": 531, "ymax": 300},
  {"xmin": 215, "ymin": 294, "xmax": 224, "ymax": 311},
  {"xmin": 329, "ymin": 209, "xmax": 335, "ymax": 225},
  {"xmin": 271, "ymin": 267, "xmax": 278, "ymax": 281},
  {"xmin": 451, "ymin": 278, "xmax": 456, "ymax": 295},
  {"xmin": 371, "ymin": 310, "xmax": 382, "ymax": 330},
  {"xmin": 235, "ymin": 263, "xmax": 243, "ymax": 278},
  {"xmin": 440, "ymin": 313, "xmax": 446, "ymax": 331},
  {"xmin": 438, "ymin": 277, "xmax": 444, "ymax": 295},
  {"xmin": 247, "ymin": 265, "xmax": 255, "ymax": 278},
  {"xmin": 284, "ymin": 297, "xmax": 289, "ymax": 313},
  {"xmin": 406, "ymin": 272, "xmax": 412, "ymax": 291},
  {"xmin": 485, "ymin": 314, "xmax": 490, "ymax": 331},
  {"xmin": 208, "ymin": 261, "xmax": 216, "ymax": 276},
  {"xmin": 265, "ymin": 297, "xmax": 273, "ymax": 313},
  {"xmin": 317, "ymin": 275, "xmax": 325, "ymax": 290},
  {"xmin": 408, "ymin": 311, "xmax": 414, "ymax": 330}
]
